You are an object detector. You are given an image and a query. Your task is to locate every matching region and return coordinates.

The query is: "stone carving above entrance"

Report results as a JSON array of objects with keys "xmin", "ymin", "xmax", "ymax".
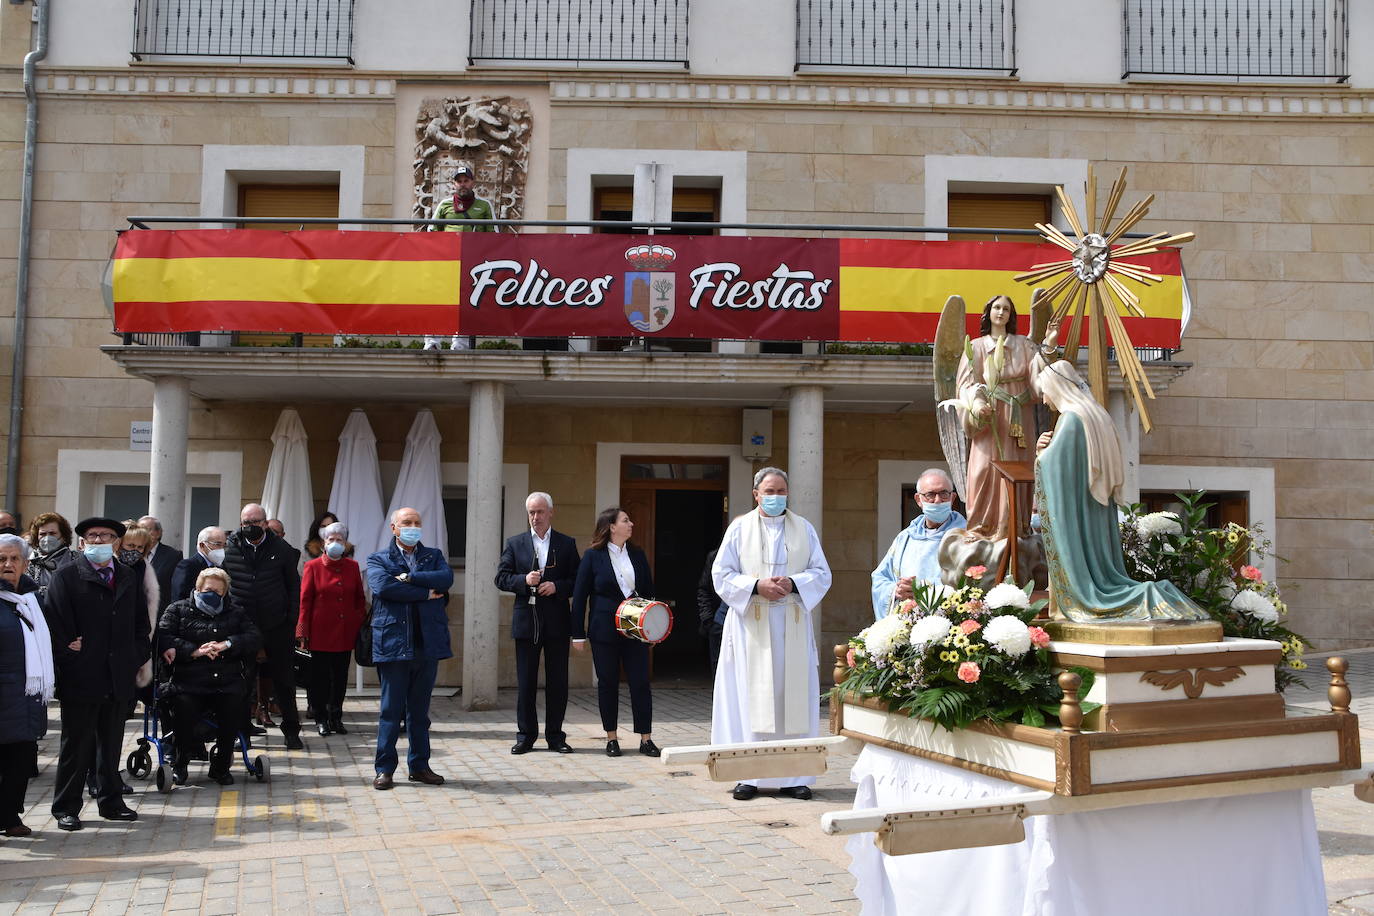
[{"xmin": 413, "ymin": 96, "xmax": 532, "ymax": 225}]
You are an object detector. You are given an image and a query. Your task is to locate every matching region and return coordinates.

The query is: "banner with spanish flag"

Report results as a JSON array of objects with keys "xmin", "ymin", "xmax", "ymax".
[{"xmin": 112, "ymin": 230, "xmax": 1185, "ymax": 347}]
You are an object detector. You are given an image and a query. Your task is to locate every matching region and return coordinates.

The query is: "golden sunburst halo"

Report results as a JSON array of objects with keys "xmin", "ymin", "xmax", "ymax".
[{"xmin": 1013, "ymin": 165, "xmax": 1193, "ymax": 434}]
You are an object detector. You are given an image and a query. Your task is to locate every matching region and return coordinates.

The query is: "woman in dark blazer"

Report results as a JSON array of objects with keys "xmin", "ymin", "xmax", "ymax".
[{"xmin": 571, "ymin": 507, "xmax": 660, "ymax": 758}]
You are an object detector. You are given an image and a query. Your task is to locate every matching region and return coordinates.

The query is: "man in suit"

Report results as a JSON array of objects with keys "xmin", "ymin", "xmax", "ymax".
[
  {"xmin": 44, "ymin": 517, "xmax": 150, "ymax": 830},
  {"xmin": 170, "ymin": 526, "xmax": 227, "ymax": 604},
  {"xmin": 138, "ymin": 515, "xmax": 182, "ymax": 614},
  {"xmin": 495, "ymin": 492, "xmax": 580, "ymax": 755}
]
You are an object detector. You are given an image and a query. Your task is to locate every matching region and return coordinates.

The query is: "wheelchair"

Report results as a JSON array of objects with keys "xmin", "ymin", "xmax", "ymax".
[{"xmin": 125, "ymin": 679, "xmax": 269, "ymax": 793}]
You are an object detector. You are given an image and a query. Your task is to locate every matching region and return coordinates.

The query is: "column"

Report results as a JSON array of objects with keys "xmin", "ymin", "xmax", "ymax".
[
  {"xmin": 787, "ymin": 385, "xmax": 825, "ymax": 651},
  {"xmin": 1108, "ymin": 391, "xmax": 1140, "ymax": 504},
  {"xmin": 462, "ymin": 381, "xmax": 505, "ymax": 710},
  {"xmin": 148, "ymin": 375, "xmax": 190, "ymax": 550}
]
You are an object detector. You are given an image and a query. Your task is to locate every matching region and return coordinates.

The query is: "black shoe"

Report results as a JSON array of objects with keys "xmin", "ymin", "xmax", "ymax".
[
  {"xmin": 732, "ymin": 783, "xmax": 758, "ymax": 801},
  {"xmin": 188, "ymin": 745, "xmax": 209, "ymax": 762},
  {"xmin": 247, "ymin": 724, "xmax": 267, "ymax": 737},
  {"xmin": 284, "ymin": 732, "xmax": 304, "ymax": 751},
  {"xmin": 209, "ymin": 771, "xmax": 234, "ymax": 786},
  {"xmin": 172, "ymin": 762, "xmax": 188, "ymax": 786},
  {"xmin": 605, "ymin": 739, "xmax": 622, "ymax": 758},
  {"xmin": 56, "ymin": 814, "xmax": 82, "ymax": 831},
  {"xmin": 638, "ymin": 740, "xmax": 661, "ymax": 758},
  {"xmin": 330, "ymin": 719, "xmax": 348, "ymax": 735},
  {"xmin": 549, "ymin": 742, "xmax": 574, "ymax": 754},
  {"xmin": 3, "ymin": 822, "xmax": 31, "ymax": 837},
  {"xmin": 373, "ymin": 772, "xmax": 394, "ymax": 790},
  {"xmin": 99, "ymin": 806, "xmax": 138, "ymax": 822},
  {"xmin": 511, "ymin": 741, "xmax": 536, "ymax": 755},
  {"xmin": 316, "ymin": 722, "xmax": 332, "ymax": 737},
  {"xmin": 778, "ymin": 785, "xmax": 813, "ymax": 800},
  {"xmin": 408, "ymin": 769, "xmax": 444, "ymax": 786}
]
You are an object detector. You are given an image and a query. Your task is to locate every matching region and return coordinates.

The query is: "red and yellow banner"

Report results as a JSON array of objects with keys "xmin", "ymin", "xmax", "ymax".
[{"xmin": 112, "ymin": 230, "xmax": 1186, "ymax": 346}]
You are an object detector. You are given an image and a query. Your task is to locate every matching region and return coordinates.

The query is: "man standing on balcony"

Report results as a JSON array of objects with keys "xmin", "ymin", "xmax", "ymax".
[{"xmin": 426, "ymin": 165, "xmax": 495, "ymax": 351}]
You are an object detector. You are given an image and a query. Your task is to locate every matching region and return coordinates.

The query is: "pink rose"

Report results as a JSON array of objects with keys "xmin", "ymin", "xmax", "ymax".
[
  {"xmin": 962, "ymin": 600, "xmax": 987, "ymax": 617},
  {"xmin": 899, "ymin": 599, "xmax": 916, "ymax": 613},
  {"xmin": 1240, "ymin": 565, "xmax": 1262, "ymax": 582},
  {"xmin": 966, "ymin": 565, "xmax": 988, "ymax": 580},
  {"xmin": 846, "ymin": 647, "xmax": 856, "ymax": 668},
  {"xmin": 959, "ymin": 619, "xmax": 982, "ymax": 635},
  {"xmin": 957, "ymin": 661, "xmax": 981, "ymax": 683},
  {"xmin": 1029, "ymin": 626, "xmax": 1050, "ymax": 649}
]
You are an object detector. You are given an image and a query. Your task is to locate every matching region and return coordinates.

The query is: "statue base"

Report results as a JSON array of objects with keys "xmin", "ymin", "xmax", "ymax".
[{"xmin": 1044, "ymin": 619, "xmax": 1223, "ymax": 646}]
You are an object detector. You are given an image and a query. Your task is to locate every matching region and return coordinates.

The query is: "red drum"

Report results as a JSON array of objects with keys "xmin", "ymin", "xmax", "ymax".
[{"xmin": 615, "ymin": 597, "xmax": 674, "ymax": 644}]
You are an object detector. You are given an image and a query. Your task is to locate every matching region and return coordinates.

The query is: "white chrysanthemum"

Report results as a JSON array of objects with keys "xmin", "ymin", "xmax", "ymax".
[
  {"xmin": 984, "ymin": 583, "xmax": 1030, "ymax": 611},
  {"xmin": 982, "ymin": 615, "xmax": 1033, "ymax": 658},
  {"xmin": 1232, "ymin": 588, "xmax": 1278, "ymax": 622},
  {"xmin": 860, "ymin": 613, "xmax": 911, "ymax": 657},
  {"xmin": 909, "ymin": 615, "xmax": 953, "ymax": 649},
  {"xmin": 1137, "ymin": 511, "xmax": 1183, "ymax": 539}
]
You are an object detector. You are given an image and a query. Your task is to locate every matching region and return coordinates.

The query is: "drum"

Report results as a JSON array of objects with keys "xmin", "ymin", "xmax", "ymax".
[{"xmin": 615, "ymin": 597, "xmax": 674, "ymax": 645}]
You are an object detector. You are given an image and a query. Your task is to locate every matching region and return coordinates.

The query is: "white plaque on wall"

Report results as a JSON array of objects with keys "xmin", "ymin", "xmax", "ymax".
[{"xmin": 130, "ymin": 421, "xmax": 152, "ymax": 451}]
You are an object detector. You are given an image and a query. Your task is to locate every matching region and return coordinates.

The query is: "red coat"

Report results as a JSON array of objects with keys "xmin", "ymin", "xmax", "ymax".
[{"xmin": 296, "ymin": 555, "xmax": 366, "ymax": 652}]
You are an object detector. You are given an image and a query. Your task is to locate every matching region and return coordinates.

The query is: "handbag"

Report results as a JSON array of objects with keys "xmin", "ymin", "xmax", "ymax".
[{"xmin": 354, "ymin": 607, "xmax": 375, "ymax": 668}]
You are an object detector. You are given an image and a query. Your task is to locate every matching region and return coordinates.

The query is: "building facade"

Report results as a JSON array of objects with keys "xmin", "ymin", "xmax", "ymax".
[{"xmin": 1, "ymin": 0, "xmax": 1371, "ymax": 700}]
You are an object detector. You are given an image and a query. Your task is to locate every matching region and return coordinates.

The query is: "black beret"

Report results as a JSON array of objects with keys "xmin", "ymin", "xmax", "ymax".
[{"xmin": 74, "ymin": 517, "xmax": 127, "ymax": 538}]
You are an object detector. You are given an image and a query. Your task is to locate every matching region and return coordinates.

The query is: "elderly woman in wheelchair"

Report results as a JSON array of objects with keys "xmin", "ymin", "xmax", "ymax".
[{"xmin": 158, "ymin": 568, "xmax": 261, "ymax": 786}]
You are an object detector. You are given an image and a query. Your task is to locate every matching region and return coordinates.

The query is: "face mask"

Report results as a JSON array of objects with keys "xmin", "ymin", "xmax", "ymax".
[
  {"xmin": 239, "ymin": 524, "xmax": 263, "ymax": 541},
  {"xmin": 194, "ymin": 590, "xmax": 224, "ymax": 613},
  {"xmin": 38, "ymin": 535, "xmax": 62, "ymax": 554},
  {"xmin": 759, "ymin": 495, "xmax": 787, "ymax": 517},
  {"xmin": 83, "ymin": 543, "xmax": 114, "ymax": 565},
  {"xmin": 324, "ymin": 541, "xmax": 346, "ymax": 560},
  {"xmin": 396, "ymin": 526, "xmax": 422, "ymax": 546},
  {"xmin": 921, "ymin": 501, "xmax": 953, "ymax": 525},
  {"xmin": 1030, "ymin": 512, "xmax": 1042, "ymax": 532},
  {"xmin": 205, "ymin": 547, "xmax": 225, "ymax": 566},
  {"xmin": 119, "ymin": 549, "xmax": 143, "ymax": 566}
]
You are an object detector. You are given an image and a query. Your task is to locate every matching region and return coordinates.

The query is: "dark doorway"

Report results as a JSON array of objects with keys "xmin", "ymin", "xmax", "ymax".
[{"xmin": 651, "ymin": 489, "xmax": 726, "ymax": 682}]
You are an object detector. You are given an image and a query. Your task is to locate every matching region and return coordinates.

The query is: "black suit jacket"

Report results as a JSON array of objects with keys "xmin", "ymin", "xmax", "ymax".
[
  {"xmin": 571, "ymin": 545, "xmax": 654, "ymax": 642},
  {"xmin": 148, "ymin": 542, "xmax": 183, "ymax": 612},
  {"xmin": 170, "ymin": 553, "xmax": 212, "ymax": 605},
  {"xmin": 495, "ymin": 530, "xmax": 580, "ymax": 642},
  {"xmin": 43, "ymin": 556, "xmax": 152, "ymax": 703}
]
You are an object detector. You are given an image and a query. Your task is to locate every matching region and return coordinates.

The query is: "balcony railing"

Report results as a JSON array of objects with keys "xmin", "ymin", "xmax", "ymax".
[
  {"xmin": 469, "ymin": 0, "xmax": 689, "ymax": 67},
  {"xmin": 131, "ymin": 0, "xmax": 356, "ymax": 63},
  {"xmin": 1123, "ymin": 0, "xmax": 1348, "ymax": 81},
  {"xmin": 796, "ymin": 0, "xmax": 1016, "ymax": 73}
]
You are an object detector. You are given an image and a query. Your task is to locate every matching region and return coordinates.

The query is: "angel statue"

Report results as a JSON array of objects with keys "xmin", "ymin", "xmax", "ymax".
[{"xmin": 1032, "ymin": 359, "xmax": 1207, "ymax": 622}]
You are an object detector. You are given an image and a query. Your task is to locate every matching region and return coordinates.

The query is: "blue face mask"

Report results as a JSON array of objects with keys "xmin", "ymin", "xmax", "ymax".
[
  {"xmin": 325, "ymin": 541, "xmax": 346, "ymax": 560},
  {"xmin": 759, "ymin": 495, "xmax": 787, "ymax": 517},
  {"xmin": 83, "ymin": 543, "xmax": 114, "ymax": 565},
  {"xmin": 921, "ymin": 501, "xmax": 953, "ymax": 525},
  {"xmin": 396, "ymin": 526, "xmax": 423, "ymax": 546},
  {"xmin": 194, "ymin": 590, "xmax": 224, "ymax": 613}
]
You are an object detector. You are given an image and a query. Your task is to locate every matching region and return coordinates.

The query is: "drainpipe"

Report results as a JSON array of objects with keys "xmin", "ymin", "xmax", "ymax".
[{"xmin": 7, "ymin": 0, "xmax": 49, "ymax": 519}]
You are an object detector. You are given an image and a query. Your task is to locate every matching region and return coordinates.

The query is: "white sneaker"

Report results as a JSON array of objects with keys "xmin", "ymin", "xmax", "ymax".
[
  {"xmin": 422, "ymin": 336, "xmax": 440, "ymax": 350},
  {"xmin": 450, "ymin": 335, "xmax": 470, "ymax": 351}
]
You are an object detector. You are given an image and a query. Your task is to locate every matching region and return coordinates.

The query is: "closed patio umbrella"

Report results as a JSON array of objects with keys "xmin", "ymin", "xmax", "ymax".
[
  {"xmin": 385, "ymin": 409, "xmax": 447, "ymax": 558},
  {"xmin": 261, "ymin": 407, "xmax": 314, "ymax": 549},
  {"xmin": 328, "ymin": 409, "xmax": 387, "ymax": 557}
]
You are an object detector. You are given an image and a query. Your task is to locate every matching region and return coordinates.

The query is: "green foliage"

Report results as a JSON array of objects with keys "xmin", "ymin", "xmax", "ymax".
[{"xmin": 823, "ymin": 342, "xmax": 933, "ymax": 356}]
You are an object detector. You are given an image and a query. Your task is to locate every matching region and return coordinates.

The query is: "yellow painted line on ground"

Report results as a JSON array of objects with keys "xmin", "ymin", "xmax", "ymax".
[
  {"xmin": 299, "ymin": 798, "xmax": 321, "ymax": 824},
  {"xmin": 213, "ymin": 790, "xmax": 240, "ymax": 839}
]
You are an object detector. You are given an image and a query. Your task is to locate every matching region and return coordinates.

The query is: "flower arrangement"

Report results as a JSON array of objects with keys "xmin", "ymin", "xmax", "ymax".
[
  {"xmin": 834, "ymin": 572, "xmax": 1095, "ymax": 731},
  {"xmin": 1120, "ymin": 490, "xmax": 1308, "ymax": 689}
]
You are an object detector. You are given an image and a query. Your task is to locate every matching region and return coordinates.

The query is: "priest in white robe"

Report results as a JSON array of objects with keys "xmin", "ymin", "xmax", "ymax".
[
  {"xmin": 711, "ymin": 467, "xmax": 832, "ymax": 801},
  {"xmin": 870, "ymin": 468, "xmax": 966, "ymax": 619}
]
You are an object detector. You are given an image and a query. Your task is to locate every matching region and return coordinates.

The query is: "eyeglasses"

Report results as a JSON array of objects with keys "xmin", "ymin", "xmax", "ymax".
[
  {"xmin": 242, "ymin": 518, "xmax": 266, "ymax": 526},
  {"xmin": 82, "ymin": 531, "xmax": 119, "ymax": 543},
  {"xmin": 917, "ymin": 490, "xmax": 954, "ymax": 502},
  {"xmin": 203, "ymin": 540, "xmax": 226, "ymax": 549}
]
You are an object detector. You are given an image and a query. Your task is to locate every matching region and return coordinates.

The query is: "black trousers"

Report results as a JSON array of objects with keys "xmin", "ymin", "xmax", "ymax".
[
  {"xmin": 170, "ymin": 691, "xmax": 244, "ymax": 772},
  {"xmin": 258, "ymin": 622, "xmax": 301, "ymax": 731},
  {"xmin": 514, "ymin": 636, "xmax": 570, "ymax": 746},
  {"xmin": 708, "ymin": 619, "xmax": 725, "ymax": 676},
  {"xmin": 0, "ymin": 741, "xmax": 36, "ymax": 827},
  {"xmin": 51, "ymin": 699, "xmax": 127, "ymax": 816},
  {"xmin": 308, "ymin": 650, "xmax": 351, "ymax": 723},
  {"xmin": 590, "ymin": 637, "xmax": 651, "ymax": 735}
]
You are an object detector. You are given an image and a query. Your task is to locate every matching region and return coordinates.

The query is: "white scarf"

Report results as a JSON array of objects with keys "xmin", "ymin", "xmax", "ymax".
[
  {"xmin": 735, "ymin": 510, "xmax": 812, "ymax": 735},
  {"xmin": 0, "ymin": 589, "xmax": 56, "ymax": 704}
]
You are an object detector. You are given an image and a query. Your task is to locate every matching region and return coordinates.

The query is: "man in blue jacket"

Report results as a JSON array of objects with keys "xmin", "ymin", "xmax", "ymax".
[{"xmin": 366, "ymin": 507, "xmax": 454, "ymax": 790}]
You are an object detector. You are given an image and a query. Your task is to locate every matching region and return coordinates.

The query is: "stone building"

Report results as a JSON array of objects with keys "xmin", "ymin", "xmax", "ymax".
[{"xmin": 1, "ymin": 0, "xmax": 1371, "ymax": 702}]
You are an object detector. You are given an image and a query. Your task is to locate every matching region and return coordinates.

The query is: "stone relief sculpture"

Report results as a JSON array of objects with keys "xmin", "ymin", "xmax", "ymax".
[{"xmin": 413, "ymin": 96, "xmax": 532, "ymax": 225}]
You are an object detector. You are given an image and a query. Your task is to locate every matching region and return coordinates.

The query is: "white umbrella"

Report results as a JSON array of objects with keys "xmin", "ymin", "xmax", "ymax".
[
  {"xmin": 385, "ymin": 409, "xmax": 447, "ymax": 558},
  {"xmin": 260, "ymin": 408, "xmax": 315, "ymax": 549},
  {"xmin": 327, "ymin": 409, "xmax": 387, "ymax": 558}
]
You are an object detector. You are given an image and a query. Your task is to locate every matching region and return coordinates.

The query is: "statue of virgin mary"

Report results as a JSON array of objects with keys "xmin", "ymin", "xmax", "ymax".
[{"xmin": 1033, "ymin": 359, "xmax": 1207, "ymax": 623}]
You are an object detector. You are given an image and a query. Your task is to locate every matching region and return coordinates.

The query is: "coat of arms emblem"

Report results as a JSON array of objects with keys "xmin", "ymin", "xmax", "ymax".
[{"xmin": 624, "ymin": 244, "xmax": 676, "ymax": 333}]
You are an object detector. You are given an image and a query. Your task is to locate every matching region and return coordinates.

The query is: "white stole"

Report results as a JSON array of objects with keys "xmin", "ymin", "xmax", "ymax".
[{"xmin": 736, "ymin": 510, "xmax": 811, "ymax": 734}]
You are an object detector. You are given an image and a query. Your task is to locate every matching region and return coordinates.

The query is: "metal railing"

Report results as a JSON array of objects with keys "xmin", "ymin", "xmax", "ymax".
[
  {"xmin": 469, "ymin": 0, "xmax": 689, "ymax": 66},
  {"xmin": 1123, "ymin": 0, "xmax": 1348, "ymax": 81},
  {"xmin": 796, "ymin": 0, "xmax": 1015, "ymax": 73},
  {"xmin": 132, "ymin": 0, "xmax": 356, "ymax": 62}
]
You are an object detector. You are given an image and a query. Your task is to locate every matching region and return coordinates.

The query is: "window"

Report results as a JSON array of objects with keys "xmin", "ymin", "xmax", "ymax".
[
  {"xmin": 947, "ymin": 193, "xmax": 1052, "ymax": 242},
  {"xmin": 442, "ymin": 485, "xmax": 471, "ymax": 563},
  {"xmin": 132, "ymin": 0, "xmax": 356, "ymax": 64},
  {"xmin": 923, "ymin": 156, "xmax": 1088, "ymax": 242},
  {"xmin": 468, "ymin": 0, "xmax": 689, "ymax": 68},
  {"xmin": 101, "ymin": 482, "xmax": 222, "ymax": 538}
]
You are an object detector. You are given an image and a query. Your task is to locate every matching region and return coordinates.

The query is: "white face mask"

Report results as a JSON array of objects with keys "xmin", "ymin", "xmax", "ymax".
[{"xmin": 205, "ymin": 547, "xmax": 226, "ymax": 566}]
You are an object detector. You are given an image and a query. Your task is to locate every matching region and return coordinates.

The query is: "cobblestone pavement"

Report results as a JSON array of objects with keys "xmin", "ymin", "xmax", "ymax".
[{"xmin": 0, "ymin": 649, "xmax": 1369, "ymax": 915}]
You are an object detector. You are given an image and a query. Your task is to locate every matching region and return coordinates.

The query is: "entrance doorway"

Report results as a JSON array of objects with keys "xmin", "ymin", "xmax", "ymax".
[{"xmin": 619, "ymin": 457, "xmax": 729, "ymax": 683}]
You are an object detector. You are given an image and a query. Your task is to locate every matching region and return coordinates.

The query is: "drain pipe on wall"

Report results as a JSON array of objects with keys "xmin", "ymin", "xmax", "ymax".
[{"xmin": 7, "ymin": 0, "xmax": 49, "ymax": 519}]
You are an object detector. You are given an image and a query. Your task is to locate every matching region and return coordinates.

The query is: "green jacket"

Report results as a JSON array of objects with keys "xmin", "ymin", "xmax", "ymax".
[{"xmin": 435, "ymin": 196, "xmax": 496, "ymax": 232}]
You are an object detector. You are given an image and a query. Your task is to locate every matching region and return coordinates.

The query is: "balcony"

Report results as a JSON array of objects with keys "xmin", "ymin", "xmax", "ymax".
[
  {"xmin": 468, "ymin": 0, "xmax": 690, "ymax": 68},
  {"xmin": 131, "ymin": 0, "xmax": 356, "ymax": 64},
  {"xmin": 795, "ymin": 0, "xmax": 1016, "ymax": 74},
  {"xmin": 1122, "ymin": 0, "xmax": 1348, "ymax": 82}
]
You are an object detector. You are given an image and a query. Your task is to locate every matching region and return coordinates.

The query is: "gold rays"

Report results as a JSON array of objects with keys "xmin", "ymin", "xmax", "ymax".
[{"xmin": 1013, "ymin": 166, "xmax": 1193, "ymax": 434}]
